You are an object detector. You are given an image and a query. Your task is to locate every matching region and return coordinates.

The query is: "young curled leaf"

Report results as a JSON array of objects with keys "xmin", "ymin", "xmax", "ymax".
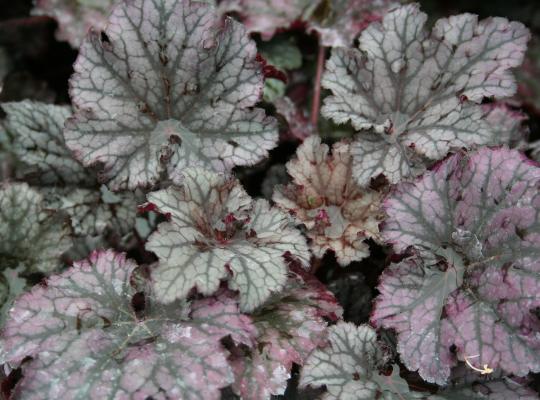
[
  {"xmin": 274, "ymin": 136, "xmax": 383, "ymax": 266},
  {"xmin": 65, "ymin": 0, "xmax": 277, "ymax": 190},
  {"xmin": 230, "ymin": 266, "xmax": 342, "ymax": 399},
  {"xmin": 0, "ymin": 250, "xmax": 258, "ymax": 400},
  {"xmin": 322, "ymin": 4, "xmax": 530, "ymax": 185},
  {"xmin": 145, "ymin": 168, "xmax": 310, "ymax": 311},
  {"xmin": 373, "ymin": 147, "xmax": 540, "ymax": 384}
]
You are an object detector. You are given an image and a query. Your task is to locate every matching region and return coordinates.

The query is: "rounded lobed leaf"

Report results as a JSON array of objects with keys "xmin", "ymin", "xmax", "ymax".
[
  {"xmin": 373, "ymin": 147, "xmax": 540, "ymax": 384},
  {"xmin": 146, "ymin": 167, "xmax": 310, "ymax": 311},
  {"xmin": 65, "ymin": 0, "xmax": 278, "ymax": 190},
  {"xmin": 1, "ymin": 250, "xmax": 258, "ymax": 400},
  {"xmin": 273, "ymin": 136, "xmax": 383, "ymax": 266},
  {"xmin": 322, "ymin": 3, "xmax": 530, "ymax": 184}
]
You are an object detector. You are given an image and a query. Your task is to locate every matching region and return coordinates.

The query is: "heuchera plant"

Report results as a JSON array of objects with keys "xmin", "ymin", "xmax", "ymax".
[{"xmin": 0, "ymin": 0, "xmax": 539, "ymax": 399}]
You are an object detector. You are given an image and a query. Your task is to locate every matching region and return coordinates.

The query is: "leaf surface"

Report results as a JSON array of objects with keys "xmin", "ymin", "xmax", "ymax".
[
  {"xmin": 322, "ymin": 4, "xmax": 530, "ymax": 184},
  {"xmin": 65, "ymin": 0, "xmax": 277, "ymax": 190}
]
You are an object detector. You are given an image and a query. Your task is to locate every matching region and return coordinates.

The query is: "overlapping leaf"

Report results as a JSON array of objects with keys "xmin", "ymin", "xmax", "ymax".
[
  {"xmin": 1, "ymin": 101, "xmax": 94, "ymax": 186},
  {"xmin": 146, "ymin": 167, "xmax": 310, "ymax": 311},
  {"xmin": 0, "ymin": 250, "xmax": 258, "ymax": 399},
  {"xmin": 223, "ymin": 0, "xmax": 392, "ymax": 46},
  {"xmin": 274, "ymin": 136, "xmax": 383, "ymax": 266},
  {"xmin": 0, "ymin": 183, "xmax": 71, "ymax": 274},
  {"xmin": 65, "ymin": 0, "xmax": 277, "ymax": 190},
  {"xmin": 299, "ymin": 322, "xmax": 425, "ymax": 399},
  {"xmin": 322, "ymin": 4, "xmax": 530, "ymax": 185},
  {"xmin": 483, "ymin": 103, "xmax": 529, "ymax": 150},
  {"xmin": 373, "ymin": 147, "xmax": 540, "ymax": 384},
  {"xmin": 31, "ymin": 0, "xmax": 115, "ymax": 48},
  {"xmin": 230, "ymin": 266, "xmax": 342, "ymax": 399}
]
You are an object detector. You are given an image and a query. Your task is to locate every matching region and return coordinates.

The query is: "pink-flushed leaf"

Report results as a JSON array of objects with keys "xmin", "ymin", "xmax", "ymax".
[
  {"xmin": 221, "ymin": 0, "xmax": 315, "ymax": 40},
  {"xmin": 146, "ymin": 168, "xmax": 310, "ymax": 311},
  {"xmin": 0, "ymin": 183, "xmax": 71, "ymax": 275},
  {"xmin": 273, "ymin": 136, "xmax": 383, "ymax": 266},
  {"xmin": 1, "ymin": 101, "xmax": 95, "ymax": 187},
  {"xmin": 322, "ymin": 4, "xmax": 530, "ymax": 185},
  {"xmin": 230, "ymin": 266, "xmax": 342, "ymax": 399},
  {"xmin": 1, "ymin": 250, "xmax": 258, "ymax": 400},
  {"xmin": 222, "ymin": 0, "xmax": 393, "ymax": 47},
  {"xmin": 65, "ymin": 0, "xmax": 277, "ymax": 190},
  {"xmin": 307, "ymin": 0, "xmax": 396, "ymax": 48},
  {"xmin": 299, "ymin": 322, "xmax": 426, "ymax": 400},
  {"xmin": 274, "ymin": 97, "xmax": 314, "ymax": 141},
  {"xmin": 373, "ymin": 147, "xmax": 540, "ymax": 384},
  {"xmin": 31, "ymin": 0, "xmax": 115, "ymax": 48}
]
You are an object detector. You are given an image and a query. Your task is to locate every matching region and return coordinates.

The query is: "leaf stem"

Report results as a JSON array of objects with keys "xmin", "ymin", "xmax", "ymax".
[{"xmin": 310, "ymin": 42, "xmax": 326, "ymax": 128}]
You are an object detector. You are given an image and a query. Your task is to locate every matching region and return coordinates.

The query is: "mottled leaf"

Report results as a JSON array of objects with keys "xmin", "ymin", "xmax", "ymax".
[
  {"xmin": 373, "ymin": 147, "xmax": 540, "ymax": 384},
  {"xmin": 230, "ymin": 266, "xmax": 342, "ymax": 399},
  {"xmin": 0, "ymin": 183, "xmax": 71, "ymax": 274},
  {"xmin": 1, "ymin": 250, "xmax": 257, "ymax": 399},
  {"xmin": 274, "ymin": 97, "xmax": 315, "ymax": 141},
  {"xmin": 146, "ymin": 167, "xmax": 310, "ymax": 311},
  {"xmin": 274, "ymin": 136, "xmax": 383, "ymax": 266},
  {"xmin": 32, "ymin": 0, "xmax": 115, "ymax": 48},
  {"xmin": 322, "ymin": 4, "xmax": 530, "ymax": 184},
  {"xmin": 0, "ymin": 266, "xmax": 27, "ymax": 327},
  {"xmin": 1, "ymin": 101, "xmax": 94, "ymax": 186},
  {"xmin": 483, "ymin": 103, "xmax": 529, "ymax": 150},
  {"xmin": 65, "ymin": 0, "xmax": 277, "ymax": 190}
]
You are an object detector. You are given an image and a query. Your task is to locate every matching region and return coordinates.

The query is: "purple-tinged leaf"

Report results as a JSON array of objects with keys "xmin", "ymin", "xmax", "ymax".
[
  {"xmin": 65, "ymin": 0, "xmax": 277, "ymax": 190},
  {"xmin": 274, "ymin": 136, "xmax": 383, "ymax": 266},
  {"xmin": 0, "ymin": 183, "xmax": 71, "ymax": 275},
  {"xmin": 373, "ymin": 147, "xmax": 540, "ymax": 384},
  {"xmin": 146, "ymin": 168, "xmax": 310, "ymax": 311},
  {"xmin": 31, "ymin": 0, "xmax": 115, "ymax": 48},
  {"xmin": 274, "ymin": 97, "xmax": 314, "ymax": 141},
  {"xmin": 1, "ymin": 101, "xmax": 95, "ymax": 187},
  {"xmin": 1, "ymin": 250, "xmax": 258, "ymax": 399},
  {"xmin": 230, "ymin": 266, "xmax": 342, "ymax": 399},
  {"xmin": 322, "ymin": 4, "xmax": 530, "ymax": 185},
  {"xmin": 308, "ymin": 0, "xmax": 396, "ymax": 48}
]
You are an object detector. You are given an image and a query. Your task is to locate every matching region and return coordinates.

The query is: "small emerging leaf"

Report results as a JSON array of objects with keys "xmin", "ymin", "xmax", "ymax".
[{"xmin": 274, "ymin": 136, "xmax": 383, "ymax": 266}]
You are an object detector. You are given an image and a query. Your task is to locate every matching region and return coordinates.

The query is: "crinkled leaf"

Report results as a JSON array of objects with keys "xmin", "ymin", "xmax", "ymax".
[
  {"xmin": 0, "ymin": 183, "xmax": 71, "ymax": 274},
  {"xmin": 65, "ymin": 0, "xmax": 277, "ymax": 190},
  {"xmin": 308, "ymin": 0, "xmax": 396, "ymax": 47},
  {"xmin": 31, "ymin": 0, "xmax": 115, "ymax": 48},
  {"xmin": 1, "ymin": 250, "xmax": 257, "ymax": 399},
  {"xmin": 230, "ymin": 266, "xmax": 342, "ymax": 399},
  {"xmin": 322, "ymin": 4, "xmax": 530, "ymax": 184},
  {"xmin": 1, "ymin": 101, "xmax": 94, "ymax": 186},
  {"xmin": 274, "ymin": 136, "xmax": 382, "ymax": 266},
  {"xmin": 146, "ymin": 167, "xmax": 310, "ymax": 311},
  {"xmin": 299, "ymin": 322, "xmax": 427, "ymax": 400},
  {"xmin": 373, "ymin": 147, "xmax": 540, "ymax": 384}
]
